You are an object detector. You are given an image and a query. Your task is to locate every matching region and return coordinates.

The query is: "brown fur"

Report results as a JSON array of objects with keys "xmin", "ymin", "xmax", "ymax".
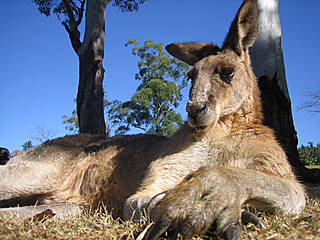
[{"xmin": 0, "ymin": 0, "xmax": 305, "ymax": 239}]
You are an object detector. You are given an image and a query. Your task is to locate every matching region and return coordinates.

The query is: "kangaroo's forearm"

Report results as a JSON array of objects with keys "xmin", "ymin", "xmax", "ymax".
[{"xmin": 219, "ymin": 167, "xmax": 306, "ymax": 215}]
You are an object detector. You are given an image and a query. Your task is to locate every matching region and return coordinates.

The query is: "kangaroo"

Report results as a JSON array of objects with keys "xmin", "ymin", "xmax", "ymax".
[{"xmin": 0, "ymin": 0, "xmax": 305, "ymax": 239}]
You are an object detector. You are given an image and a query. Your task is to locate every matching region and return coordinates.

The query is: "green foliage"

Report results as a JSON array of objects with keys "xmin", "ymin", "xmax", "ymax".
[
  {"xmin": 32, "ymin": 0, "xmax": 55, "ymax": 16},
  {"xmin": 109, "ymin": 80, "xmax": 183, "ymax": 136},
  {"xmin": 62, "ymin": 109, "xmax": 79, "ymax": 134},
  {"xmin": 62, "ymin": 39, "xmax": 189, "ymax": 137},
  {"xmin": 32, "ymin": 0, "xmax": 72, "ymax": 20},
  {"xmin": 22, "ymin": 141, "xmax": 33, "ymax": 151},
  {"xmin": 113, "ymin": 0, "xmax": 147, "ymax": 12},
  {"xmin": 32, "ymin": 0, "xmax": 147, "ymax": 26},
  {"xmin": 298, "ymin": 142, "xmax": 320, "ymax": 166},
  {"xmin": 109, "ymin": 39, "xmax": 189, "ymax": 136},
  {"xmin": 125, "ymin": 39, "xmax": 189, "ymax": 91}
]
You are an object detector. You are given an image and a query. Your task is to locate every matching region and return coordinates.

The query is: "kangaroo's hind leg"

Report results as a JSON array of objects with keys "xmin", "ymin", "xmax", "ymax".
[
  {"xmin": 0, "ymin": 161, "xmax": 63, "ymax": 208},
  {"xmin": 0, "ymin": 159, "xmax": 82, "ymax": 219},
  {"xmin": 0, "ymin": 203, "xmax": 82, "ymax": 219}
]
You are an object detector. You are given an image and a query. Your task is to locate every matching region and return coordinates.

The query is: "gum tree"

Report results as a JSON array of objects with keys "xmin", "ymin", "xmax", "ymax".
[
  {"xmin": 250, "ymin": 0, "xmax": 320, "ymax": 182},
  {"xmin": 32, "ymin": 0, "xmax": 146, "ymax": 138}
]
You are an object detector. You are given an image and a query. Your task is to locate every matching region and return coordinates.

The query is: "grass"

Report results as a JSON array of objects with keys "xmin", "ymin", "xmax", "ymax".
[
  {"xmin": 238, "ymin": 184, "xmax": 320, "ymax": 240},
  {"xmin": 0, "ymin": 184, "xmax": 319, "ymax": 240},
  {"xmin": 306, "ymin": 165, "xmax": 320, "ymax": 169}
]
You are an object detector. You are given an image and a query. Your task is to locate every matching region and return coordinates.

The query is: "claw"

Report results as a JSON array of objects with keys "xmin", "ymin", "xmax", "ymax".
[
  {"xmin": 221, "ymin": 223, "xmax": 240, "ymax": 240},
  {"xmin": 144, "ymin": 215, "xmax": 171, "ymax": 240},
  {"xmin": 241, "ymin": 210, "xmax": 266, "ymax": 229},
  {"xmin": 166, "ymin": 227, "xmax": 179, "ymax": 240},
  {"xmin": 164, "ymin": 224, "xmax": 195, "ymax": 240},
  {"xmin": 147, "ymin": 191, "xmax": 169, "ymax": 218},
  {"xmin": 178, "ymin": 224, "xmax": 195, "ymax": 240}
]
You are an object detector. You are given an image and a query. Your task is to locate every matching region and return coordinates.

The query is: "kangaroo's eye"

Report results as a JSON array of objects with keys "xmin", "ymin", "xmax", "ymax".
[{"xmin": 220, "ymin": 67, "xmax": 234, "ymax": 84}]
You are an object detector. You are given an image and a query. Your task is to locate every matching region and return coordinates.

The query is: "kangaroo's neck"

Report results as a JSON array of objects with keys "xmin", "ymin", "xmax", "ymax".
[{"xmin": 171, "ymin": 106, "xmax": 263, "ymax": 147}]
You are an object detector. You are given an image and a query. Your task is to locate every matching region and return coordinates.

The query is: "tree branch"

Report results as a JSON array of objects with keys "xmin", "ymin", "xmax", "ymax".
[
  {"xmin": 298, "ymin": 89, "xmax": 320, "ymax": 113},
  {"xmin": 166, "ymin": 95, "xmax": 176, "ymax": 114},
  {"xmin": 132, "ymin": 124, "xmax": 147, "ymax": 132},
  {"xmin": 63, "ymin": 22, "xmax": 82, "ymax": 54},
  {"xmin": 156, "ymin": 109, "xmax": 161, "ymax": 133},
  {"xmin": 62, "ymin": 0, "xmax": 77, "ymax": 29},
  {"xmin": 62, "ymin": 0, "xmax": 83, "ymax": 54},
  {"xmin": 162, "ymin": 95, "xmax": 176, "ymax": 120},
  {"xmin": 76, "ymin": 0, "xmax": 86, "ymax": 26}
]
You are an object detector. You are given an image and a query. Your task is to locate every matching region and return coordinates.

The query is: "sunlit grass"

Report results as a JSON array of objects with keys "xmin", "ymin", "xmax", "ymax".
[
  {"xmin": 306, "ymin": 165, "xmax": 320, "ymax": 169},
  {"xmin": 0, "ymin": 184, "xmax": 319, "ymax": 239}
]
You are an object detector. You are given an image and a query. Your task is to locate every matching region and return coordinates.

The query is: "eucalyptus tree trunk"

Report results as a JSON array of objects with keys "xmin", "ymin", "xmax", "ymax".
[
  {"xmin": 76, "ymin": 0, "xmax": 110, "ymax": 137},
  {"xmin": 64, "ymin": 0, "xmax": 110, "ymax": 138},
  {"xmin": 250, "ymin": 0, "xmax": 320, "ymax": 182}
]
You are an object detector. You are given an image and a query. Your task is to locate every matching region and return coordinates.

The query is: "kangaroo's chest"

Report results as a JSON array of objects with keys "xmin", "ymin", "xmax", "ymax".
[{"xmin": 207, "ymin": 134, "xmax": 254, "ymax": 168}]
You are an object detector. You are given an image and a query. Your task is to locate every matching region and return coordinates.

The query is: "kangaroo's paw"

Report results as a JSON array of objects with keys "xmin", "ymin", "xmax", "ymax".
[{"xmin": 143, "ymin": 167, "xmax": 243, "ymax": 240}]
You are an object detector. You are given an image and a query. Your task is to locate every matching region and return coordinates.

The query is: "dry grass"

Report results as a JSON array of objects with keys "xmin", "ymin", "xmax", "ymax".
[{"xmin": 0, "ymin": 184, "xmax": 319, "ymax": 240}]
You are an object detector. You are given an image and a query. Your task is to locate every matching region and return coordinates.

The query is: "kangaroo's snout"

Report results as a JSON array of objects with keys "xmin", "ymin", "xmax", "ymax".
[{"xmin": 186, "ymin": 101, "xmax": 208, "ymax": 122}]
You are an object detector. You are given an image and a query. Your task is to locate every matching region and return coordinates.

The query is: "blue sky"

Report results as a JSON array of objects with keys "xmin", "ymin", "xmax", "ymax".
[{"xmin": 0, "ymin": 0, "xmax": 319, "ymax": 152}]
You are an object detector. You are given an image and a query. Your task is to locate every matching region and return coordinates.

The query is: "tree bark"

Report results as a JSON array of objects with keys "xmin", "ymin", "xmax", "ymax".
[
  {"xmin": 250, "ymin": 0, "xmax": 320, "ymax": 183},
  {"xmin": 76, "ymin": 0, "xmax": 111, "ymax": 138}
]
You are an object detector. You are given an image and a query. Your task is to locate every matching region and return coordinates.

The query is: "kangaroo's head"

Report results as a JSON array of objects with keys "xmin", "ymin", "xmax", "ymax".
[{"xmin": 166, "ymin": 0, "xmax": 259, "ymax": 131}]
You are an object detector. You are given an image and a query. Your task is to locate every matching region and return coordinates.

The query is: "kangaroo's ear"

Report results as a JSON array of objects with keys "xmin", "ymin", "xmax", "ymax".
[
  {"xmin": 165, "ymin": 42, "xmax": 220, "ymax": 66},
  {"xmin": 222, "ymin": 0, "xmax": 258, "ymax": 56}
]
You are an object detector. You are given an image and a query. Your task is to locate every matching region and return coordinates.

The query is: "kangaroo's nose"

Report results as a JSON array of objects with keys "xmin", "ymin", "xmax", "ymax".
[{"xmin": 186, "ymin": 102, "xmax": 208, "ymax": 120}]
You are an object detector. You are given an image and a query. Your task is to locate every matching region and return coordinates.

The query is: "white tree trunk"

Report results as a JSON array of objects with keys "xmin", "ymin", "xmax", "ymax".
[
  {"xmin": 250, "ymin": 0, "xmax": 320, "ymax": 182},
  {"xmin": 81, "ymin": 0, "xmax": 110, "ymax": 60},
  {"xmin": 250, "ymin": 0, "xmax": 289, "ymax": 101}
]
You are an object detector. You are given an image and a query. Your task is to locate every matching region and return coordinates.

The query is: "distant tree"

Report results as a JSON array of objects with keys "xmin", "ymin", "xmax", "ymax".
[
  {"xmin": 109, "ymin": 39, "xmax": 189, "ymax": 136},
  {"xmin": 62, "ymin": 109, "xmax": 79, "ymax": 134},
  {"xmin": 62, "ymin": 39, "xmax": 189, "ymax": 137},
  {"xmin": 32, "ymin": 0, "xmax": 147, "ymax": 138},
  {"xmin": 30, "ymin": 125, "xmax": 57, "ymax": 144},
  {"xmin": 109, "ymin": 80, "xmax": 183, "ymax": 136},
  {"xmin": 298, "ymin": 142, "xmax": 320, "ymax": 166},
  {"xmin": 22, "ymin": 141, "xmax": 33, "ymax": 151},
  {"xmin": 298, "ymin": 88, "xmax": 320, "ymax": 114}
]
